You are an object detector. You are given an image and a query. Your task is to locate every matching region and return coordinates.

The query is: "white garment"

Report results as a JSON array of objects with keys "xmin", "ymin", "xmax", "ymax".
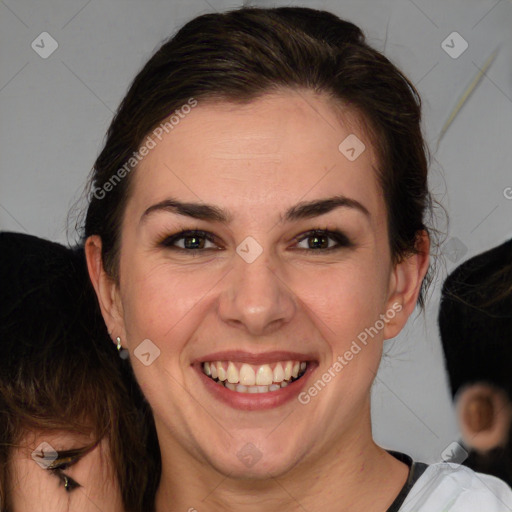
[{"xmin": 398, "ymin": 462, "xmax": 512, "ymax": 511}]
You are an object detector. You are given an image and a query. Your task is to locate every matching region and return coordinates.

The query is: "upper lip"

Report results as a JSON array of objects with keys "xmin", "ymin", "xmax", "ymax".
[{"xmin": 194, "ymin": 350, "xmax": 317, "ymax": 365}]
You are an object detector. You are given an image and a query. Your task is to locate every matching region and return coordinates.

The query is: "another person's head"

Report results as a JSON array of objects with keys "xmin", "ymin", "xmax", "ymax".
[
  {"xmin": 439, "ymin": 237, "xmax": 512, "ymax": 484},
  {"xmin": 83, "ymin": 4, "xmax": 431, "ymax": 505},
  {"xmin": 0, "ymin": 232, "xmax": 159, "ymax": 511}
]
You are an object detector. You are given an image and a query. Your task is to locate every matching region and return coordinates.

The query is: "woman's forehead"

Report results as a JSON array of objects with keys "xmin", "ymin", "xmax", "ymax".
[
  {"xmin": 130, "ymin": 91, "xmax": 382, "ymax": 218},
  {"xmin": 146, "ymin": 90, "xmax": 372, "ymax": 161}
]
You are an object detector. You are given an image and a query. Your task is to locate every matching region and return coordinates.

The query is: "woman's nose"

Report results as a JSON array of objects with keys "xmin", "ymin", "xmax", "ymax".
[{"xmin": 217, "ymin": 248, "xmax": 297, "ymax": 336}]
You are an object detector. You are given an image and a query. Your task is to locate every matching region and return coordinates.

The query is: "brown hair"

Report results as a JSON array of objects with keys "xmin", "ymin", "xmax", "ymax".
[
  {"xmin": 82, "ymin": 6, "xmax": 435, "ymax": 305},
  {"xmin": 0, "ymin": 233, "xmax": 159, "ymax": 512}
]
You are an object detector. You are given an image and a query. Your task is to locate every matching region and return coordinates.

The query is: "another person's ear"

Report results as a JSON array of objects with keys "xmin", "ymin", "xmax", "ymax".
[
  {"xmin": 85, "ymin": 235, "xmax": 125, "ymax": 342},
  {"xmin": 455, "ymin": 382, "xmax": 512, "ymax": 453},
  {"xmin": 383, "ymin": 230, "xmax": 430, "ymax": 339}
]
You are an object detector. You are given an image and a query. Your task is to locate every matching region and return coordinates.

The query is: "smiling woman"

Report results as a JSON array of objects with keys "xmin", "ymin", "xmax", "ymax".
[{"xmin": 82, "ymin": 6, "xmax": 512, "ymax": 512}]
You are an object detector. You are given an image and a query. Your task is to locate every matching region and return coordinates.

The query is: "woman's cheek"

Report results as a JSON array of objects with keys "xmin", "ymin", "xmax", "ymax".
[
  {"xmin": 122, "ymin": 270, "xmax": 205, "ymax": 344},
  {"xmin": 294, "ymin": 263, "xmax": 378, "ymax": 318}
]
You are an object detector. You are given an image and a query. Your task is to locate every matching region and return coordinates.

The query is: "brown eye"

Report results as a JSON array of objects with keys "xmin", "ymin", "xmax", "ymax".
[
  {"xmin": 160, "ymin": 230, "xmax": 220, "ymax": 250},
  {"xmin": 295, "ymin": 229, "xmax": 352, "ymax": 251},
  {"xmin": 307, "ymin": 234, "xmax": 330, "ymax": 249},
  {"xmin": 183, "ymin": 234, "xmax": 206, "ymax": 249}
]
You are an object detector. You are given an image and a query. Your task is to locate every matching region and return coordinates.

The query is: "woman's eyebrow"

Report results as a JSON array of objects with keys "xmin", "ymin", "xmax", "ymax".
[
  {"xmin": 140, "ymin": 195, "xmax": 370, "ymax": 224},
  {"xmin": 141, "ymin": 198, "xmax": 230, "ymax": 224},
  {"xmin": 283, "ymin": 196, "xmax": 370, "ymax": 222},
  {"xmin": 45, "ymin": 442, "xmax": 99, "ymax": 470}
]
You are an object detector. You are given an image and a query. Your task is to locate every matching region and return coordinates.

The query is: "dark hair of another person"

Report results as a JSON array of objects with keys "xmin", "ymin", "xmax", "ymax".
[
  {"xmin": 439, "ymin": 237, "xmax": 512, "ymax": 400},
  {"xmin": 439, "ymin": 238, "xmax": 512, "ymax": 484},
  {"xmin": 82, "ymin": 6, "xmax": 436, "ymax": 307},
  {"xmin": 0, "ymin": 232, "xmax": 160, "ymax": 512}
]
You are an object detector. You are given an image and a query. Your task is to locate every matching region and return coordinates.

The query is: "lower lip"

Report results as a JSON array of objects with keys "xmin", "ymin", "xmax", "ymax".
[{"xmin": 195, "ymin": 364, "xmax": 316, "ymax": 411}]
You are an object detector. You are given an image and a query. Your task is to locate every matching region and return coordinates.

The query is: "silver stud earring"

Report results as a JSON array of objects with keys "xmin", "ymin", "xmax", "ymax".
[{"xmin": 116, "ymin": 336, "xmax": 129, "ymax": 360}]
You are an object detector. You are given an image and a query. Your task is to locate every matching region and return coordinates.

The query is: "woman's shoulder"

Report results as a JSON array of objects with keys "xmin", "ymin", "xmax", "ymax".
[{"xmin": 399, "ymin": 460, "xmax": 512, "ymax": 511}]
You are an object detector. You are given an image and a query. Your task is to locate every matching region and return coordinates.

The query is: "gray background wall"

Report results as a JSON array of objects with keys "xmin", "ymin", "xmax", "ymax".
[{"xmin": 1, "ymin": 0, "xmax": 511, "ymax": 464}]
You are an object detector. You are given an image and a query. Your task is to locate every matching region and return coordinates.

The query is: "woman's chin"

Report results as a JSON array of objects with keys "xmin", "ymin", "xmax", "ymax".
[{"xmin": 198, "ymin": 437, "xmax": 309, "ymax": 480}]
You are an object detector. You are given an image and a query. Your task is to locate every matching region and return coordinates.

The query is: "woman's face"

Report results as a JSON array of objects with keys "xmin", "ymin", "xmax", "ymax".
[
  {"xmin": 89, "ymin": 89, "xmax": 427, "ymax": 478},
  {"xmin": 8, "ymin": 431, "xmax": 123, "ymax": 511}
]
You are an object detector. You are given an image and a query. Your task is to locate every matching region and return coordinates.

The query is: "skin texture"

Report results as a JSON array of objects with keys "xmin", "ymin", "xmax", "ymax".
[
  {"xmin": 8, "ymin": 431, "xmax": 123, "ymax": 512},
  {"xmin": 87, "ymin": 89, "xmax": 429, "ymax": 512}
]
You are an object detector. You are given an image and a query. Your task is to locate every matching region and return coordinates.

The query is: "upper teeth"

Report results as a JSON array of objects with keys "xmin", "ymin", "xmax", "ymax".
[{"xmin": 203, "ymin": 360, "xmax": 307, "ymax": 386}]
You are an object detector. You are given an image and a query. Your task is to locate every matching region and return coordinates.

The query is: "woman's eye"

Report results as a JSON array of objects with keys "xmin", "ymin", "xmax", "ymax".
[
  {"xmin": 62, "ymin": 473, "xmax": 81, "ymax": 492},
  {"xmin": 295, "ymin": 230, "xmax": 351, "ymax": 250},
  {"xmin": 159, "ymin": 229, "xmax": 350, "ymax": 252},
  {"xmin": 161, "ymin": 230, "xmax": 219, "ymax": 250},
  {"xmin": 51, "ymin": 469, "xmax": 81, "ymax": 492}
]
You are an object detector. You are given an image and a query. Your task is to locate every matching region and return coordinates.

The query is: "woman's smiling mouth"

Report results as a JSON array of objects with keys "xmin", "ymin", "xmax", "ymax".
[
  {"xmin": 194, "ymin": 351, "xmax": 317, "ymax": 410},
  {"xmin": 203, "ymin": 360, "xmax": 308, "ymax": 393}
]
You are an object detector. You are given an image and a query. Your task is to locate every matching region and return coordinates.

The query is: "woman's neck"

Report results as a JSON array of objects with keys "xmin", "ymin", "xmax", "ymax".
[{"xmin": 154, "ymin": 412, "xmax": 409, "ymax": 512}]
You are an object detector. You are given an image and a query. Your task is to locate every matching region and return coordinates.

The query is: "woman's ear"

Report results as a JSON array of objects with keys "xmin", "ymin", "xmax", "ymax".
[
  {"xmin": 455, "ymin": 383, "xmax": 512, "ymax": 454},
  {"xmin": 85, "ymin": 235, "xmax": 125, "ymax": 342},
  {"xmin": 383, "ymin": 230, "xmax": 430, "ymax": 339}
]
